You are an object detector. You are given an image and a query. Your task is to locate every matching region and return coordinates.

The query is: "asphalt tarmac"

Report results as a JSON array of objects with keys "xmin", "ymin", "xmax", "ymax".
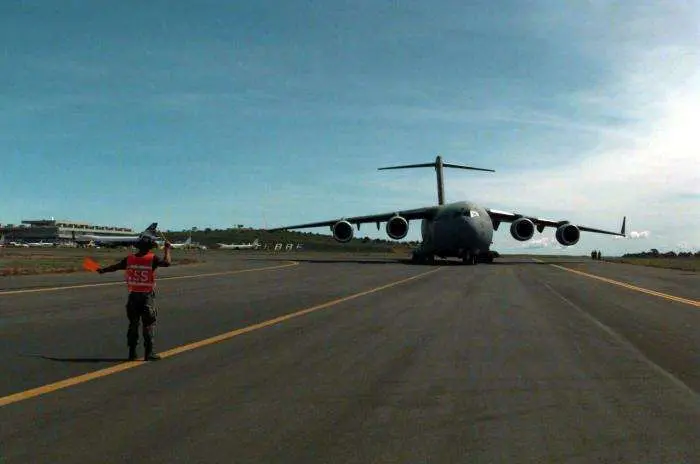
[{"xmin": 1, "ymin": 252, "xmax": 698, "ymax": 463}]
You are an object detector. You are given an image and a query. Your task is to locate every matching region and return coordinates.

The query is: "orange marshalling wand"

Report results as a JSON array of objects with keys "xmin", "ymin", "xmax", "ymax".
[{"xmin": 82, "ymin": 257, "xmax": 100, "ymax": 272}]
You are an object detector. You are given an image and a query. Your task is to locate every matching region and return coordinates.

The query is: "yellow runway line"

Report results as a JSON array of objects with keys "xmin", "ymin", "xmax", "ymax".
[
  {"xmin": 533, "ymin": 259, "xmax": 700, "ymax": 308},
  {"xmin": 0, "ymin": 267, "xmax": 441, "ymax": 407}
]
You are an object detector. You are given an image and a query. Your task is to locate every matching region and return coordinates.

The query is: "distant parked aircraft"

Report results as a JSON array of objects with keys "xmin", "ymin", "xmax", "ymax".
[
  {"xmin": 75, "ymin": 223, "xmax": 158, "ymax": 247},
  {"xmin": 170, "ymin": 235, "xmax": 192, "ymax": 249},
  {"xmin": 164, "ymin": 235, "xmax": 207, "ymax": 250},
  {"xmin": 218, "ymin": 239, "xmax": 260, "ymax": 250},
  {"xmin": 26, "ymin": 240, "xmax": 55, "ymax": 248}
]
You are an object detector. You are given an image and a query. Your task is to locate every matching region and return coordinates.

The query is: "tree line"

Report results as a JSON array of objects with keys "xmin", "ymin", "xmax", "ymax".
[{"xmin": 622, "ymin": 249, "xmax": 700, "ymax": 258}]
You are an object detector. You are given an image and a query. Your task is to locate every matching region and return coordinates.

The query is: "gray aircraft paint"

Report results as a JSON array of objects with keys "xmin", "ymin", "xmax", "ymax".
[
  {"xmin": 422, "ymin": 201, "xmax": 493, "ymax": 258},
  {"xmin": 268, "ymin": 156, "xmax": 625, "ymax": 265}
]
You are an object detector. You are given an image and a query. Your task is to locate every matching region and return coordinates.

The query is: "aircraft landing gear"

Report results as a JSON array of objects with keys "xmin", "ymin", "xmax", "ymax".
[
  {"xmin": 461, "ymin": 250, "xmax": 478, "ymax": 265},
  {"xmin": 411, "ymin": 251, "xmax": 435, "ymax": 265}
]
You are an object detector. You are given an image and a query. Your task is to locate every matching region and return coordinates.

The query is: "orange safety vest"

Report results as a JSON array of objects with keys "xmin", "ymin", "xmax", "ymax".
[{"xmin": 125, "ymin": 253, "xmax": 156, "ymax": 292}]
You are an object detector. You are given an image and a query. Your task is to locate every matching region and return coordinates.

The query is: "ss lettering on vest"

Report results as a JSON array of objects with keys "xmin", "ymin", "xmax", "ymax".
[{"xmin": 126, "ymin": 254, "xmax": 155, "ymax": 291}]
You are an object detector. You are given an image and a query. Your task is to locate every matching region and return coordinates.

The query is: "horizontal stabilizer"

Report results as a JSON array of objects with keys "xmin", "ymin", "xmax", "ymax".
[
  {"xmin": 378, "ymin": 162, "xmax": 495, "ymax": 173},
  {"xmin": 378, "ymin": 155, "xmax": 495, "ymax": 205},
  {"xmin": 442, "ymin": 163, "xmax": 495, "ymax": 173},
  {"xmin": 378, "ymin": 163, "xmax": 437, "ymax": 170}
]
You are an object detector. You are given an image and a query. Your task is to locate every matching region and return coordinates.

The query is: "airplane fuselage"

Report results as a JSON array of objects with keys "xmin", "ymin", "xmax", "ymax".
[
  {"xmin": 268, "ymin": 156, "xmax": 625, "ymax": 266},
  {"xmin": 417, "ymin": 201, "xmax": 494, "ymax": 260}
]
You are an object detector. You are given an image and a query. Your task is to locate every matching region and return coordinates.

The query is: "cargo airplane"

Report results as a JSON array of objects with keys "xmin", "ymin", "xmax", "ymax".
[{"xmin": 267, "ymin": 156, "xmax": 626, "ymax": 264}]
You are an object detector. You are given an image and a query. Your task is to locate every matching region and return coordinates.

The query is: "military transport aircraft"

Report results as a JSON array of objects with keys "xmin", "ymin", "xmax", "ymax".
[{"xmin": 267, "ymin": 156, "xmax": 626, "ymax": 265}]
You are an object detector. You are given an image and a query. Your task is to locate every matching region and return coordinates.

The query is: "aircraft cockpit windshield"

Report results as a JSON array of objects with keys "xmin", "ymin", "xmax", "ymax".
[{"xmin": 455, "ymin": 209, "xmax": 480, "ymax": 218}]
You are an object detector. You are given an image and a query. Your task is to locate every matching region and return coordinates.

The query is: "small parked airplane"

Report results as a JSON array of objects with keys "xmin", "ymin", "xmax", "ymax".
[
  {"xmin": 26, "ymin": 240, "xmax": 56, "ymax": 247},
  {"xmin": 218, "ymin": 239, "xmax": 260, "ymax": 250},
  {"xmin": 170, "ymin": 236, "xmax": 193, "ymax": 249}
]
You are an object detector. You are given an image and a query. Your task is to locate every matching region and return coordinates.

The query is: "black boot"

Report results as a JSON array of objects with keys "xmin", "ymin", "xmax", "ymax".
[
  {"xmin": 128, "ymin": 346, "xmax": 137, "ymax": 361},
  {"xmin": 144, "ymin": 344, "xmax": 161, "ymax": 361}
]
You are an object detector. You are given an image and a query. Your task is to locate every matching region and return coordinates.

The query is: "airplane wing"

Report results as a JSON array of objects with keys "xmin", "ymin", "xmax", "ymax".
[
  {"xmin": 267, "ymin": 206, "xmax": 440, "ymax": 231},
  {"xmin": 486, "ymin": 209, "xmax": 626, "ymax": 237}
]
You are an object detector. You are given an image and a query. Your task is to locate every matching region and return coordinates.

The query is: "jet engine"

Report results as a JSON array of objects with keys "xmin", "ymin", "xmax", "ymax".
[
  {"xmin": 555, "ymin": 223, "xmax": 580, "ymax": 246},
  {"xmin": 510, "ymin": 217, "xmax": 535, "ymax": 241},
  {"xmin": 332, "ymin": 220, "xmax": 354, "ymax": 243},
  {"xmin": 386, "ymin": 215, "xmax": 409, "ymax": 240}
]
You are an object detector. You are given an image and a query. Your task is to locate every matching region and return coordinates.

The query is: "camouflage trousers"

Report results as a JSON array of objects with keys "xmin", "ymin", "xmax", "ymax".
[{"xmin": 126, "ymin": 291, "xmax": 157, "ymax": 351}]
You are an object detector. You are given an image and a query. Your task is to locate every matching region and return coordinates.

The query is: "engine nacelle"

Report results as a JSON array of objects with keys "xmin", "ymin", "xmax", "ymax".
[
  {"xmin": 386, "ymin": 215, "xmax": 409, "ymax": 240},
  {"xmin": 555, "ymin": 223, "xmax": 580, "ymax": 246},
  {"xmin": 332, "ymin": 220, "xmax": 354, "ymax": 243},
  {"xmin": 510, "ymin": 217, "xmax": 535, "ymax": 241}
]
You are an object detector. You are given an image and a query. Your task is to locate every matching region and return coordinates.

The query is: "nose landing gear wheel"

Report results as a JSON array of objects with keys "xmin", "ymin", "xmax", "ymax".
[{"xmin": 462, "ymin": 251, "xmax": 478, "ymax": 265}]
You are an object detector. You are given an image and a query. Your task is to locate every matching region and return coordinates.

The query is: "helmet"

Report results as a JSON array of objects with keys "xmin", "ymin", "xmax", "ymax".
[{"xmin": 135, "ymin": 235, "xmax": 156, "ymax": 251}]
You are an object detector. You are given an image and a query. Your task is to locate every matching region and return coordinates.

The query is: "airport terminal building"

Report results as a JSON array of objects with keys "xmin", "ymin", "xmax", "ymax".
[{"xmin": 0, "ymin": 219, "xmax": 134, "ymax": 245}]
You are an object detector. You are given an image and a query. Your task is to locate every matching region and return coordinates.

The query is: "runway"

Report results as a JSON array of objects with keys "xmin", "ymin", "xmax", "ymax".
[{"xmin": 1, "ymin": 252, "xmax": 698, "ymax": 463}]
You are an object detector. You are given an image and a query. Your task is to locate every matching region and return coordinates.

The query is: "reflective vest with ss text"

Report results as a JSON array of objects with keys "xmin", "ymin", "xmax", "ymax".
[{"xmin": 126, "ymin": 253, "xmax": 155, "ymax": 292}]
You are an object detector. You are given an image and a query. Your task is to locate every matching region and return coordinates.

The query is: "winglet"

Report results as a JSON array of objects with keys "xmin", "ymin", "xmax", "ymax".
[{"xmin": 620, "ymin": 216, "xmax": 626, "ymax": 236}]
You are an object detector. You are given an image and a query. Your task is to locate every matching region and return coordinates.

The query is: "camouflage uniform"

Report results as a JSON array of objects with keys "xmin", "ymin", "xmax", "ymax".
[{"xmin": 126, "ymin": 291, "xmax": 158, "ymax": 357}]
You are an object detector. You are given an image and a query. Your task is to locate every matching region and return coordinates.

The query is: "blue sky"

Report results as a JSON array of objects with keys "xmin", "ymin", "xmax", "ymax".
[{"xmin": 1, "ymin": 1, "xmax": 698, "ymax": 255}]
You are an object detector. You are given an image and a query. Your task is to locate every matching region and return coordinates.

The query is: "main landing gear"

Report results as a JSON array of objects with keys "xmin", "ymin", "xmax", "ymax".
[
  {"xmin": 411, "ymin": 250, "xmax": 495, "ymax": 265},
  {"xmin": 411, "ymin": 251, "xmax": 435, "ymax": 265},
  {"xmin": 461, "ymin": 250, "xmax": 478, "ymax": 265},
  {"xmin": 461, "ymin": 250, "xmax": 496, "ymax": 265}
]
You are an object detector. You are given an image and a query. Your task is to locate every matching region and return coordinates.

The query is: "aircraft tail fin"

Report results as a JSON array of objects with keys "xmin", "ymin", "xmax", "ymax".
[
  {"xmin": 378, "ymin": 155, "xmax": 494, "ymax": 205},
  {"xmin": 139, "ymin": 222, "xmax": 159, "ymax": 239},
  {"xmin": 620, "ymin": 216, "xmax": 626, "ymax": 236}
]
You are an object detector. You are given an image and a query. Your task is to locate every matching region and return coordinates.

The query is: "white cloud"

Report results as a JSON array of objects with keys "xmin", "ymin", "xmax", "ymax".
[
  {"xmin": 614, "ymin": 230, "xmax": 651, "ymax": 240},
  {"xmin": 629, "ymin": 231, "xmax": 650, "ymax": 239},
  {"xmin": 519, "ymin": 235, "xmax": 563, "ymax": 250}
]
